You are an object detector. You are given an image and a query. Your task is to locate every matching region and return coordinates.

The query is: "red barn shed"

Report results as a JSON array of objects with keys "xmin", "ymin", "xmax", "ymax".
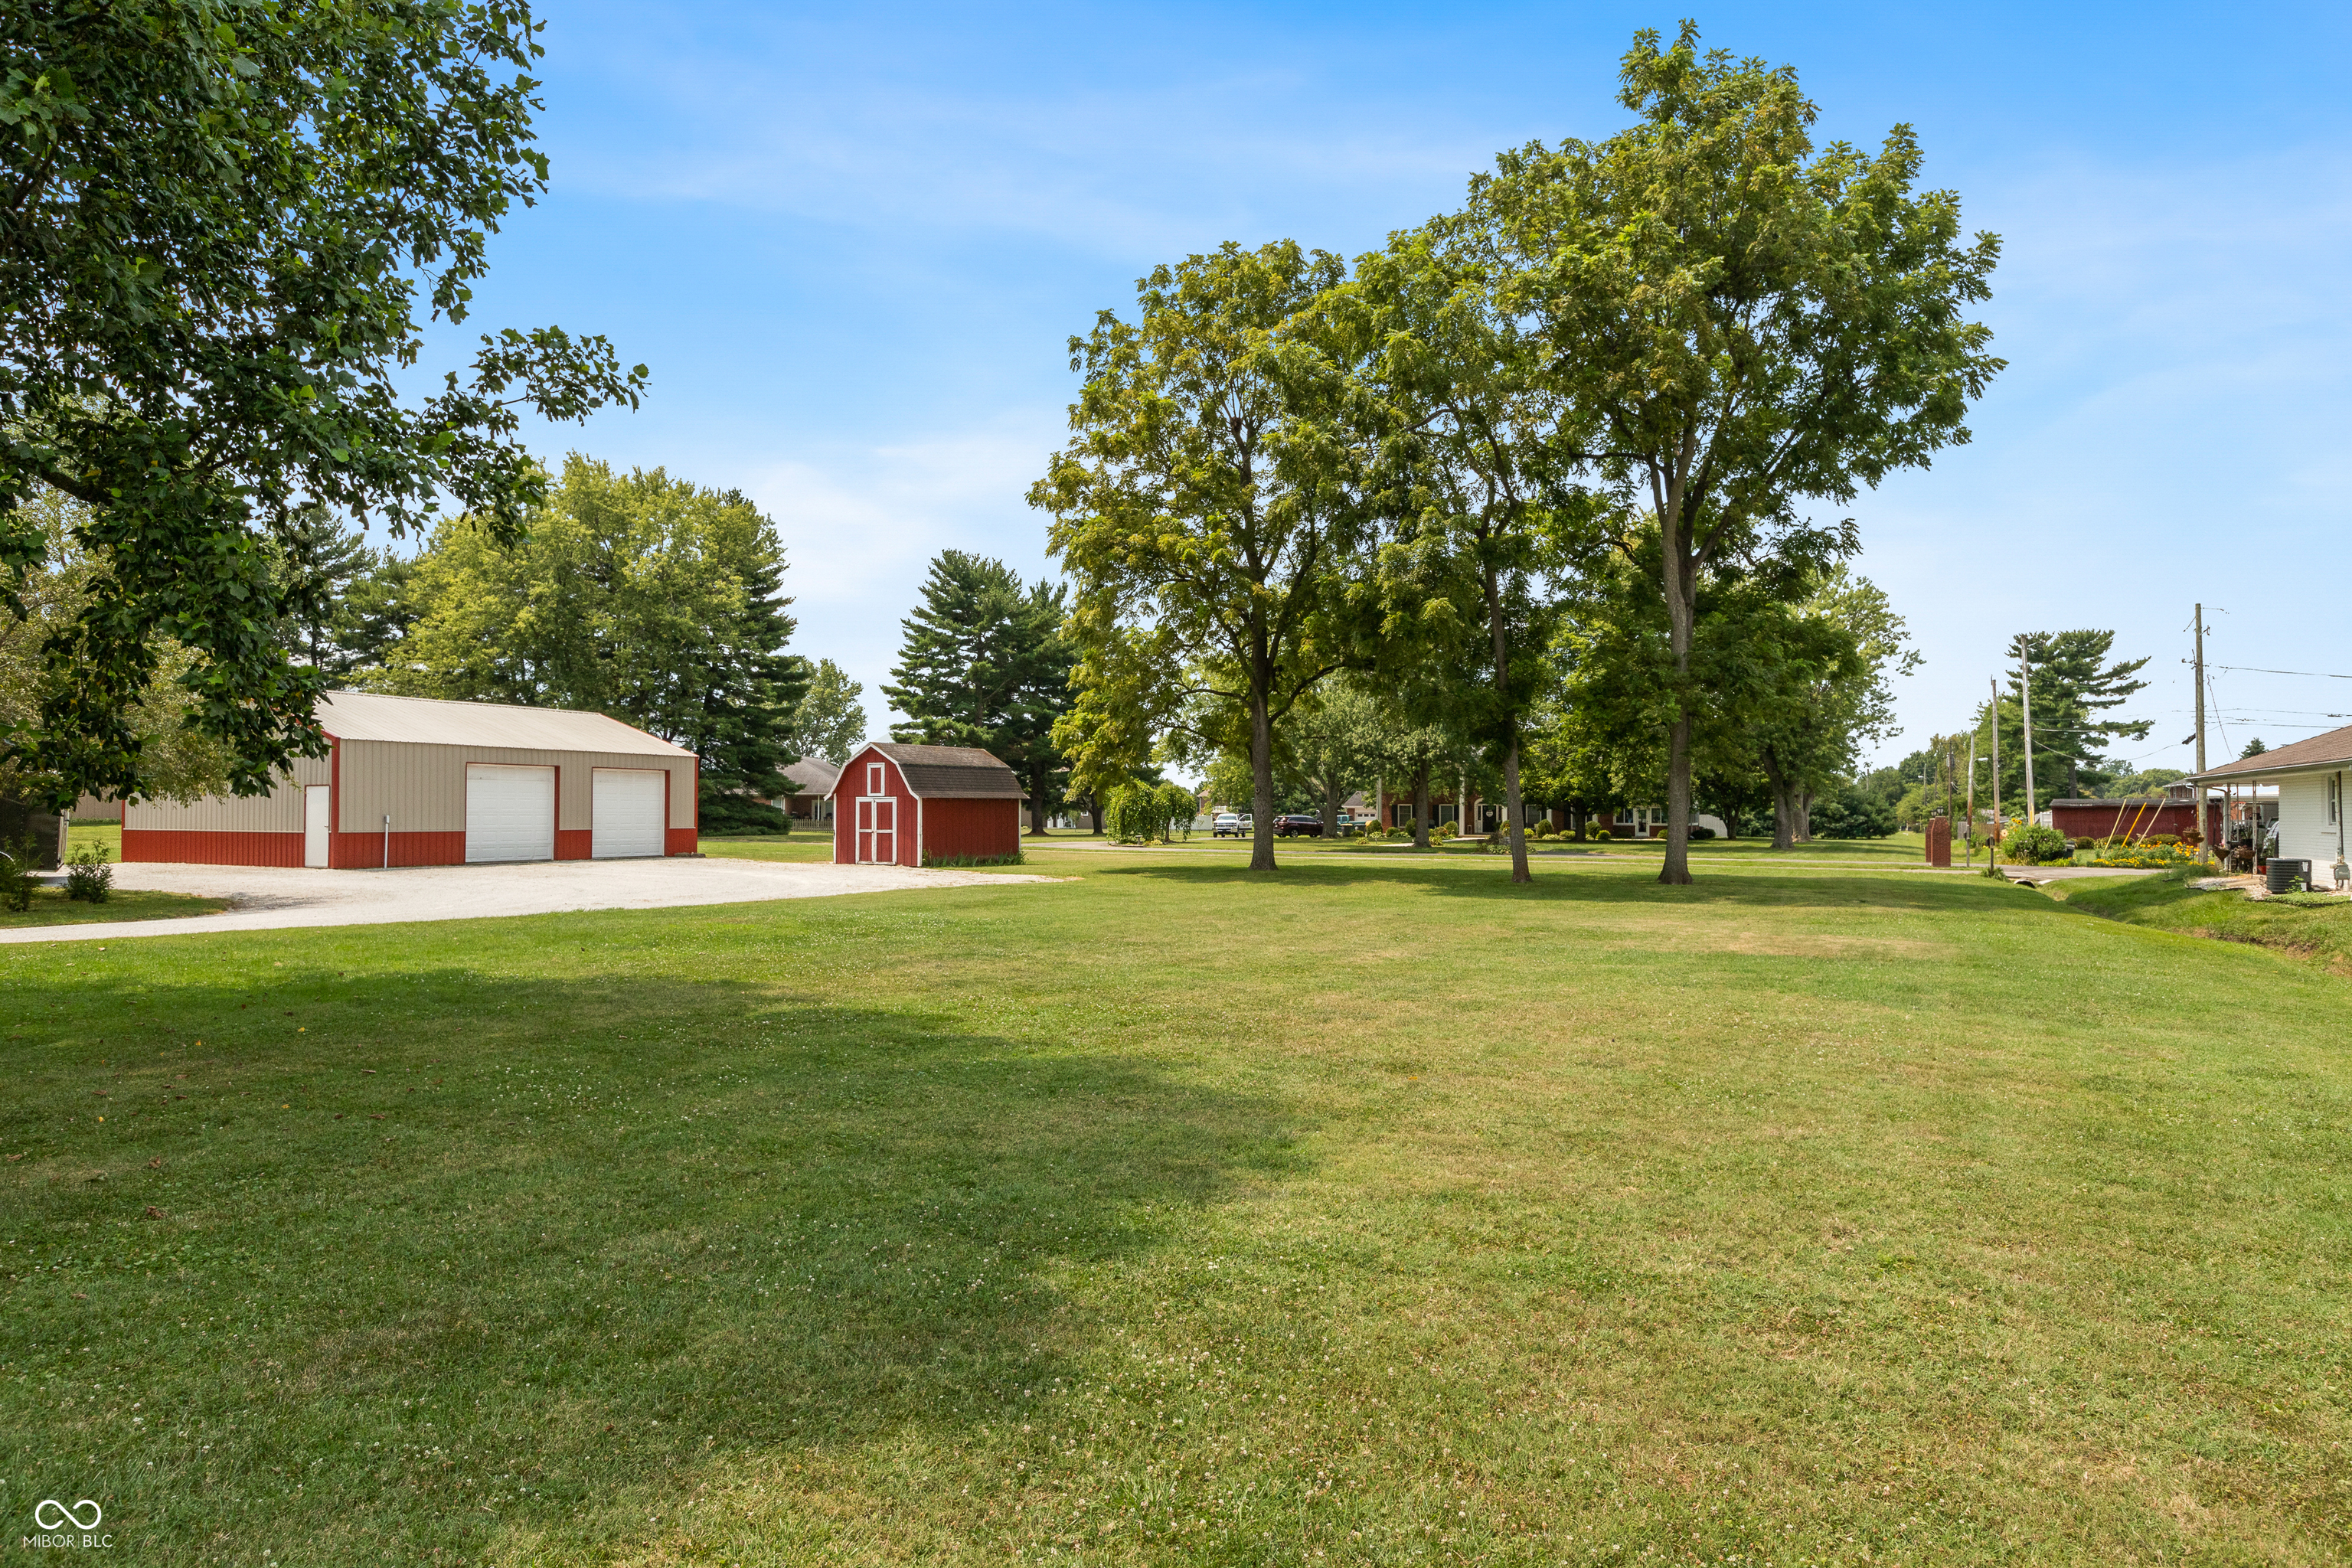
[{"xmin": 831, "ymin": 743, "xmax": 1024, "ymax": 867}]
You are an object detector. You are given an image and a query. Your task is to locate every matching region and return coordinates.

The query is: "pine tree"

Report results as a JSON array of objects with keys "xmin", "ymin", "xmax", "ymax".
[
  {"xmin": 2003, "ymin": 629, "xmax": 2151, "ymax": 799},
  {"xmin": 883, "ymin": 551, "xmax": 1074, "ymax": 835}
]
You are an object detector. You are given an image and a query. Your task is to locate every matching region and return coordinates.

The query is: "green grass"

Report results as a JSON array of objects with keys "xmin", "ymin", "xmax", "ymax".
[
  {"xmin": 0, "ymin": 886, "xmax": 226, "ymax": 929},
  {"xmin": 3, "ymin": 851, "xmax": 2347, "ymax": 1563},
  {"xmin": 2056, "ymin": 871, "xmax": 2352, "ymax": 975},
  {"xmin": 697, "ymin": 833, "xmax": 835, "ymax": 864}
]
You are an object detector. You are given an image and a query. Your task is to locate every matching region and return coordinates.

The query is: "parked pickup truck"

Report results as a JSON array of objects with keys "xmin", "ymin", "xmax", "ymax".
[{"xmin": 1211, "ymin": 812, "xmax": 1251, "ymax": 838}]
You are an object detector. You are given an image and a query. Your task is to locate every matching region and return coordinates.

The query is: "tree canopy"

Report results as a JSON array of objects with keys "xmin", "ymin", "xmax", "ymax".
[
  {"xmin": 1031, "ymin": 240, "xmax": 1364, "ymax": 871},
  {"xmin": 1472, "ymin": 22, "xmax": 2001, "ymax": 880},
  {"xmin": 357, "ymin": 456, "xmax": 805, "ymax": 814},
  {"xmin": 0, "ymin": 0, "xmax": 645, "ymax": 808}
]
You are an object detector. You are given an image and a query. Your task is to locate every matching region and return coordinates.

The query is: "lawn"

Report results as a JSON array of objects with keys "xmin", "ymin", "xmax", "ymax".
[
  {"xmin": 2, "ymin": 850, "xmax": 2346, "ymax": 1564},
  {"xmin": 0, "ymin": 886, "xmax": 226, "ymax": 930},
  {"xmin": 2056, "ymin": 871, "xmax": 2352, "ymax": 975}
]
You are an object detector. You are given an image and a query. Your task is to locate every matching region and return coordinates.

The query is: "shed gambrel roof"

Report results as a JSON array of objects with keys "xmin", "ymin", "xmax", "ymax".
[
  {"xmin": 841, "ymin": 742, "xmax": 1025, "ymax": 799},
  {"xmin": 316, "ymin": 691, "xmax": 693, "ymax": 756},
  {"xmin": 2188, "ymin": 723, "xmax": 2352, "ymax": 782}
]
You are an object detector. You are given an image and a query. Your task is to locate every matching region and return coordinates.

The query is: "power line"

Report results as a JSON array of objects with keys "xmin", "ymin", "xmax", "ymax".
[{"xmin": 2209, "ymin": 662, "xmax": 2352, "ymax": 681}]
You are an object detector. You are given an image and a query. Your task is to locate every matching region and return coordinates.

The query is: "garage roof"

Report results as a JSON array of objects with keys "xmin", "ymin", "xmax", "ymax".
[
  {"xmin": 318, "ymin": 691, "xmax": 695, "ymax": 757},
  {"xmin": 2187, "ymin": 722, "xmax": 2352, "ymax": 782},
  {"xmin": 850, "ymin": 742, "xmax": 1025, "ymax": 799}
]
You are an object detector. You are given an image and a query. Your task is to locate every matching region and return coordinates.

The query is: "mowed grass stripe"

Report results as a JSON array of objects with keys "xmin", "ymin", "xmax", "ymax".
[{"xmin": 2, "ymin": 855, "xmax": 2344, "ymax": 1564}]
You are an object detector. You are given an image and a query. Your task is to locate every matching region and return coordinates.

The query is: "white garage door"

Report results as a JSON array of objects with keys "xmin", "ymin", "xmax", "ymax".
[
  {"xmin": 466, "ymin": 764, "xmax": 555, "ymax": 863},
  {"xmin": 592, "ymin": 767, "xmax": 668, "ymax": 859}
]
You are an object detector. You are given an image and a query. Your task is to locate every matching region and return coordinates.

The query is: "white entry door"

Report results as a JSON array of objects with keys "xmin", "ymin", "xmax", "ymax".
[
  {"xmin": 465, "ymin": 764, "xmax": 555, "ymax": 863},
  {"xmin": 591, "ymin": 767, "xmax": 667, "ymax": 858},
  {"xmin": 856, "ymin": 796, "xmax": 895, "ymax": 863},
  {"xmin": 303, "ymin": 786, "xmax": 331, "ymax": 868}
]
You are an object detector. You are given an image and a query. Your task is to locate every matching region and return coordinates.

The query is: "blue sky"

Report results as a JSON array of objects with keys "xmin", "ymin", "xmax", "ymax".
[{"xmin": 439, "ymin": 2, "xmax": 2352, "ymax": 777}]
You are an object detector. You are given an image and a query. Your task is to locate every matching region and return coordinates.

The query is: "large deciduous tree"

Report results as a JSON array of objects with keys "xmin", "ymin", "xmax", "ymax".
[
  {"xmin": 1331, "ymin": 221, "xmax": 1589, "ymax": 884},
  {"xmin": 370, "ymin": 456, "xmax": 806, "ymax": 818},
  {"xmin": 1475, "ymin": 22, "xmax": 2001, "ymax": 883},
  {"xmin": 0, "ymin": 0, "xmax": 645, "ymax": 808},
  {"xmin": 786, "ymin": 658, "xmax": 869, "ymax": 767},
  {"xmin": 883, "ymin": 550, "xmax": 1073, "ymax": 835},
  {"xmin": 1031, "ymin": 240, "xmax": 1364, "ymax": 872}
]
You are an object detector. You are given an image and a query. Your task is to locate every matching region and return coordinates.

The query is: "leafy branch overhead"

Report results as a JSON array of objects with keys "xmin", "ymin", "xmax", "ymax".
[{"xmin": 0, "ymin": 0, "xmax": 647, "ymax": 808}]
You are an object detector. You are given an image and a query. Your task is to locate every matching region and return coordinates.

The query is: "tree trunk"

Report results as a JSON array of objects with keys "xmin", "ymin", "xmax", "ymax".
[
  {"xmin": 1086, "ymin": 795, "xmax": 1103, "ymax": 835},
  {"xmin": 1413, "ymin": 763, "xmax": 1431, "ymax": 850},
  {"xmin": 1658, "ymin": 467, "xmax": 1697, "ymax": 885},
  {"xmin": 1320, "ymin": 776, "xmax": 1340, "ymax": 840},
  {"xmin": 1795, "ymin": 792, "xmax": 1815, "ymax": 843},
  {"xmin": 1027, "ymin": 764, "xmax": 1049, "ymax": 835},
  {"xmin": 1662, "ymin": 712, "xmax": 1694, "ymax": 884},
  {"xmin": 1249, "ymin": 681, "xmax": 1277, "ymax": 872},
  {"xmin": 1504, "ymin": 740, "xmax": 1530, "ymax": 884}
]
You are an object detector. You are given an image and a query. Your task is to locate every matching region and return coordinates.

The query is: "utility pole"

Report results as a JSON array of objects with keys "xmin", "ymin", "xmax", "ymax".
[
  {"xmin": 1988, "ymin": 675, "xmax": 2003, "ymax": 852},
  {"xmin": 2194, "ymin": 603, "xmax": 2209, "ymax": 865},
  {"xmin": 1964, "ymin": 724, "xmax": 1978, "ymax": 866},
  {"xmin": 2019, "ymin": 638, "xmax": 2039, "ymax": 825}
]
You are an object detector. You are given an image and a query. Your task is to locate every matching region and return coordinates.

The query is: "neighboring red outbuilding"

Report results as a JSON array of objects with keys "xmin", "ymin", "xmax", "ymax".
[
  {"xmin": 831, "ymin": 743, "xmax": 1024, "ymax": 867},
  {"xmin": 2047, "ymin": 793, "xmax": 2220, "ymax": 843}
]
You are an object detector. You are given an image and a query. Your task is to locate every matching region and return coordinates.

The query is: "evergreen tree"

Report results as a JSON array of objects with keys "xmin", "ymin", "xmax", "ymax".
[
  {"xmin": 2000, "ymin": 629, "xmax": 2151, "ymax": 802},
  {"xmin": 884, "ymin": 551, "xmax": 1074, "ymax": 835}
]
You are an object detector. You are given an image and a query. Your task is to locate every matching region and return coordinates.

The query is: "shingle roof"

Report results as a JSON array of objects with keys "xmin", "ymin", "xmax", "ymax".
[
  {"xmin": 776, "ymin": 758, "xmax": 841, "ymax": 796},
  {"xmin": 2189, "ymin": 723, "xmax": 2352, "ymax": 782},
  {"xmin": 848, "ymin": 742, "xmax": 1025, "ymax": 799},
  {"xmin": 318, "ymin": 690, "xmax": 693, "ymax": 757}
]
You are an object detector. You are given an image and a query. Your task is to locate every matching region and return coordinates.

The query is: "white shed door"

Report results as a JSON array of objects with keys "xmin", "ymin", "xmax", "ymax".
[
  {"xmin": 303, "ymin": 786, "xmax": 331, "ymax": 868},
  {"xmin": 591, "ymin": 768, "xmax": 667, "ymax": 859},
  {"xmin": 466, "ymin": 764, "xmax": 555, "ymax": 863}
]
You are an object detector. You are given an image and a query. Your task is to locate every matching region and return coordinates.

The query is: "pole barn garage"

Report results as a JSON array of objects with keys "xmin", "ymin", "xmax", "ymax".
[
  {"xmin": 122, "ymin": 691, "xmax": 699, "ymax": 867},
  {"xmin": 831, "ymin": 743, "xmax": 1024, "ymax": 867}
]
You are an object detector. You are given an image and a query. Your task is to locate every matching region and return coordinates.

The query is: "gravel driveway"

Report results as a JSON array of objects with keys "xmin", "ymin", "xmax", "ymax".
[{"xmin": 7, "ymin": 857, "xmax": 1047, "ymax": 944}]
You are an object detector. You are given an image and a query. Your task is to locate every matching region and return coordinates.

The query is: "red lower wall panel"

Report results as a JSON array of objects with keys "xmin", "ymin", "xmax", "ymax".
[
  {"xmin": 665, "ymin": 827, "xmax": 699, "ymax": 855},
  {"xmin": 124, "ymin": 829, "xmax": 302, "ymax": 867},
  {"xmin": 329, "ymin": 831, "xmax": 466, "ymax": 869},
  {"xmin": 922, "ymin": 799, "xmax": 1021, "ymax": 863},
  {"xmin": 556, "ymin": 829, "xmax": 592, "ymax": 861}
]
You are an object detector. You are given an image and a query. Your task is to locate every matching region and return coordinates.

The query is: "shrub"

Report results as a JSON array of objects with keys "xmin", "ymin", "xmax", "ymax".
[
  {"xmin": 700, "ymin": 790, "xmax": 789, "ymax": 835},
  {"xmin": 2001, "ymin": 823, "xmax": 2073, "ymax": 865},
  {"xmin": 1432, "ymin": 822, "xmax": 1457, "ymax": 841},
  {"xmin": 65, "ymin": 841, "xmax": 113, "ymax": 903},
  {"xmin": 1690, "ymin": 825, "xmax": 1716, "ymax": 841},
  {"xmin": 2073, "ymin": 837, "xmax": 2097, "ymax": 853},
  {"xmin": 1530, "ymin": 820, "xmax": 1553, "ymax": 839},
  {"xmin": 0, "ymin": 833, "xmax": 36, "ymax": 913},
  {"xmin": 923, "ymin": 851, "xmax": 1025, "ymax": 869},
  {"xmin": 1592, "ymin": 827, "xmax": 1612, "ymax": 841}
]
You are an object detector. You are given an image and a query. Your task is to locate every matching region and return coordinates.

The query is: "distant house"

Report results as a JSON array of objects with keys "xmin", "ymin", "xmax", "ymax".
[
  {"xmin": 831, "ymin": 742, "xmax": 1024, "ymax": 867},
  {"xmin": 770, "ymin": 758, "xmax": 841, "ymax": 825},
  {"xmin": 2187, "ymin": 724, "xmax": 2352, "ymax": 876}
]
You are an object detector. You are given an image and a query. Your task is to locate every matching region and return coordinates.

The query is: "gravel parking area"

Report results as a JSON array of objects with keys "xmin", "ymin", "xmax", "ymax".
[{"xmin": 4, "ymin": 857, "xmax": 1047, "ymax": 944}]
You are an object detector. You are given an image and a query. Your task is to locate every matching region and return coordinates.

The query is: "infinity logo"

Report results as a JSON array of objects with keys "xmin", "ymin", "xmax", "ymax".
[{"xmin": 34, "ymin": 1498, "xmax": 102, "ymax": 1530}]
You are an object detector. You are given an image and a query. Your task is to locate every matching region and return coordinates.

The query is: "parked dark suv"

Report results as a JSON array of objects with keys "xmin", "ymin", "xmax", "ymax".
[{"xmin": 1272, "ymin": 814, "xmax": 1325, "ymax": 838}]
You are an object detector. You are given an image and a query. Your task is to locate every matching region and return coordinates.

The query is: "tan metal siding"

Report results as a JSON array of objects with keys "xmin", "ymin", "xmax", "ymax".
[
  {"xmin": 123, "ymin": 753, "xmax": 328, "ymax": 833},
  {"xmin": 339, "ymin": 742, "xmax": 692, "ymax": 832}
]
